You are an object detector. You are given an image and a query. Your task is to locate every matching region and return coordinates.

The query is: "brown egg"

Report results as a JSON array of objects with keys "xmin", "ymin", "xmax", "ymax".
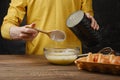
[
  {"xmin": 100, "ymin": 58, "xmax": 110, "ymax": 64},
  {"xmin": 111, "ymin": 56, "xmax": 120, "ymax": 64}
]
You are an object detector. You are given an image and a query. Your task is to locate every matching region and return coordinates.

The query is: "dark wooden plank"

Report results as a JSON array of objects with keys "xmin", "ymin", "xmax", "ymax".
[{"xmin": 0, "ymin": 55, "xmax": 119, "ymax": 80}]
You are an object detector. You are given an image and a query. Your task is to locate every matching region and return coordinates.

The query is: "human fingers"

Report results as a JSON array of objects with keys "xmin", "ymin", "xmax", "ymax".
[
  {"xmin": 91, "ymin": 18, "xmax": 99, "ymax": 30},
  {"xmin": 21, "ymin": 27, "xmax": 38, "ymax": 40},
  {"xmin": 21, "ymin": 25, "xmax": 38, "ymax": 34},
  {"xmin": 19, "ymin": 32, "xmax": 37, "ymax": 41},
  {"xmin": 91, "ymin": 17, "xmax": 98, "ymax": 30},
  {"xmin": 25, "ymin": 23, "xmax": 36, "ymax": 28},
  {"xmin": 85, "ymin": 13, "xmax": 99, "ymax": 30},
  {"xmin": 30, "ymin": 23, "xmax": 36, "ymax": 28}
]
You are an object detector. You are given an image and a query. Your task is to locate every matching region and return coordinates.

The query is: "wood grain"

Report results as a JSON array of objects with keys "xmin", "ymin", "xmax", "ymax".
[{"xmin": 0, "ymin": 55, "xmax": 119, "ymax": 80}]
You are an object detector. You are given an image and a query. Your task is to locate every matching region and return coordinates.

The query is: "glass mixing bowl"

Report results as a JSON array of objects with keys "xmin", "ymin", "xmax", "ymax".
[{"xmin": 44, "ymin": 47, "xmax": 80, "ymax": 65}]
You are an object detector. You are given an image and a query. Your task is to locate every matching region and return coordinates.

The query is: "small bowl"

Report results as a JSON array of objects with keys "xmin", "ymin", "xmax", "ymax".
[{"xmin": 44, "ymin": 48, "xmax": 80, "ymax": 65}]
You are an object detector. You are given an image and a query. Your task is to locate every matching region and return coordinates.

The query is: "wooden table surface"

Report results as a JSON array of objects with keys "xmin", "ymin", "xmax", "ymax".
[{"xmin": 0, "ymin": 55, "xmax": 119, "ymax": 80}]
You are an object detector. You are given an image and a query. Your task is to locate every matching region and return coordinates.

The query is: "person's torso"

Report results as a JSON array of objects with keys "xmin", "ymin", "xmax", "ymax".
[{"xmin": 25, "ymin": 0, "xmax": 91, "ymax": 55}]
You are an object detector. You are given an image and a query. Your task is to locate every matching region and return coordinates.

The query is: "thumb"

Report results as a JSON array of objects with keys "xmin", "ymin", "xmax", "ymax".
[{"xmin": 30, "ymin": 23, "xmax": 36, "ymax": 28}]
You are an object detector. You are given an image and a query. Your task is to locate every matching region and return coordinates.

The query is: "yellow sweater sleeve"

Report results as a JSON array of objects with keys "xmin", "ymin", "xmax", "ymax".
[
  {"xmin": 1, "ymin": 0, "xmax": 27, "ymax": 39},
  {"xmin": 82, "ymin": 0, "xmax": 94, "ymax": 16}
]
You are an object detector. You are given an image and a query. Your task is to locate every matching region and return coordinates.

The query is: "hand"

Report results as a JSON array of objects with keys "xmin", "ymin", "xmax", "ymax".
[
  {"xmin": 85, "ymin": 13, "xmax": 99, "ymax": 30},
  {"xmin": 10, "ymin": 23, "xmax": 38, "ymax": 40}
]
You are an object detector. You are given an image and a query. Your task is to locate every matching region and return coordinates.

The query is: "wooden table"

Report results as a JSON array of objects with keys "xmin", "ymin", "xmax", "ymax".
[{"xmin": 0, "ymin": 55, "xmax": 119, "ymax": 80}]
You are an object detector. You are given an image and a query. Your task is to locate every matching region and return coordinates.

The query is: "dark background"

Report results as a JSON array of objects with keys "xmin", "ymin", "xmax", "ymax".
[
  {"xmin": 0, "ymin": 0, "xmax": 25, "ymax": 54},
  {"xmin": 0, "ymin": 0, "xmax": 120, "ymax": 54},
  {"xmin": 93, "ymin": 0, "xmax": 120, "ymax": 54}
]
